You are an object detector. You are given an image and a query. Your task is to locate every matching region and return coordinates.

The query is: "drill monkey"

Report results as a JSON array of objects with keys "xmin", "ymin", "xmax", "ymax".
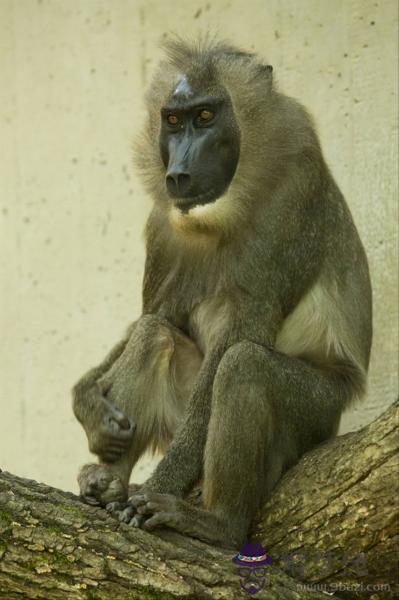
[{"xmin": 73, "ymin": 39, "xmax": 372, "ymax": 548}]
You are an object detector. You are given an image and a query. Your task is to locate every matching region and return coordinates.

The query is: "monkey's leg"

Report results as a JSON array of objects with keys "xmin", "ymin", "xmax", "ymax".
[
  {"xmin": 130, "ymin": 341, "xmax": 350, "ymax": 547},
  {"xmin": 78, "ymin": 315, "xmax": 202, "ymax": 507}
]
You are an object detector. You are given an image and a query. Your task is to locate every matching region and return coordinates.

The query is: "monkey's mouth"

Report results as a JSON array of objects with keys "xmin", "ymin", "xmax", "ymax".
[{"xmin": 174, "ymin": 189, "xmax": 218, "ymax": 213}]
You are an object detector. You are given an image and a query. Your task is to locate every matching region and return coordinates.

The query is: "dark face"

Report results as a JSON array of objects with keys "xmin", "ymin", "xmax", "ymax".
[{"xmin": 159, "ymin": 77, "xmax": 240, "ymax": 213}]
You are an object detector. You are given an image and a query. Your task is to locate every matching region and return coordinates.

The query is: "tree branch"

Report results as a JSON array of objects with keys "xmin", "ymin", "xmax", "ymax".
[{"xmin": 0, "ymin": 400, "xmax": 398, "ymax": 600}]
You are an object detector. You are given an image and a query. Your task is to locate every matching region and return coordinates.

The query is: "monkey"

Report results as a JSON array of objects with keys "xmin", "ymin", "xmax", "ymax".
[{"xmin": 73, "ymin": 38, "xmax": 372, "ymax": 549}]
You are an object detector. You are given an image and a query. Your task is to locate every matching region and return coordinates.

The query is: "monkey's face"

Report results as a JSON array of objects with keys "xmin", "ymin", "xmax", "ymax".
[{"xmin": 159, "ymin": 77, "xmax": 240, "ymax": 216}]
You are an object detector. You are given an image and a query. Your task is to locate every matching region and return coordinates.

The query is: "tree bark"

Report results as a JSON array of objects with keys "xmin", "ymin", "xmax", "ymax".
[
  {"xmin": 253, "ymin": 399, "xmax": 399, "ymax": 598},
  {"xmin": 0, "ymin": 400, "xmax": 397, "ymax": 600}
]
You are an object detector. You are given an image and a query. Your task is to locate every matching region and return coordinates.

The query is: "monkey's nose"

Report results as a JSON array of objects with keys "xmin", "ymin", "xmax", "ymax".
[{"xmin": 165, "ymin": 172, "xmax": 191, "ymax": 197}]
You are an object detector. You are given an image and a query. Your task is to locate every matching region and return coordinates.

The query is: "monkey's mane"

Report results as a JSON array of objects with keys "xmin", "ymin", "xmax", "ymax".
[
  {"xmin": 135, "ymin": 35, "xmax": 322, "ymax": 239},
  {"xmin": 160, "ymin": 34, "xmax": 271, "ymax": 88}
]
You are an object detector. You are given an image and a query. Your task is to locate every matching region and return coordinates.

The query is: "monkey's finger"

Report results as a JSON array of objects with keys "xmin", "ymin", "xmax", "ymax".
[
  {"xmin": 115, "ymin": 424, "xmax": 136, "ymax": 438},
  {"xmin": 98, "ymin": 377, "xmax": 112, "ymax": 396},
  {"xmin": 100, "ymin": 437, "xmax": 131, "ymax": 454},
  {"xmin": 128, "ymin": 514, "xmax": 146, "ymax": 528},
  {"xmin": 107, "ymin": 404, "xmax": 134, "ymax": 430},
  {"xmin": 127, "ymin": 493, "xmax": 147, "ymax": 508},
  {"xmin": 82, "ymin": 495, "xmax": 100, "ymax": 506},
  {"xmin": 142, "ymin": 512, "xmax": 167, "ymax": 530},
  {"xmin": 104, "ymin": 420, "xmax": 135, "ymax": 439},
  {"xmin": 119, "ymin": 505, "xmax": 136, "ymax": 523},
  {"xmin": 128, "ymin": 483, "xmax": 142, "ymax": 495},
  {"xmin": 137, "ymin": 501, "xmax": 157, "ymax": 515},
  {"xmin": 105, "ymin": 440, "xmax": 129, "ymax": 452},
  {"xmin": 110, "ymin": 413, "xmax": 131, "ymax": 430},
  {"xmin": 114, "ymin": 414, "xmax": 133, "ymax": 430},
  {"xmin": 98, "ymin": 451, "xmax": 122, "ymax": 463},
  {"xmin": 106, "ymin": 501, "xmax": 126, "ymax": 514},
  {"xmin": 103, "ymin": 416, "xmax": 126, "ymax": 434}
]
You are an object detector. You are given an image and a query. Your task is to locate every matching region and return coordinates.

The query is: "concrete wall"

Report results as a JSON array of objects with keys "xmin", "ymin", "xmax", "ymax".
[{"xmin": 0, "ymin": 0, "xmax": 397, "ymax": 494}]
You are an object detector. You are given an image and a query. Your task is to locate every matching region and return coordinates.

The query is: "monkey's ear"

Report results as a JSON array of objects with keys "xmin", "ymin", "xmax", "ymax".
[
  {"xmin": 259, "ymin": 64, "xmax": 273, "ymax": 75},
  {"xmin": 252, "ymin": 63, "xmax": 273, "ymax": 83}
]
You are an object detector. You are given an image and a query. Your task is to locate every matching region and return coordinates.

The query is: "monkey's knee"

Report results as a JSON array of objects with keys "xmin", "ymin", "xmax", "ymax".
[
  {"xmin": 125, "ymin": 314, "xmax": 184, "ymax": 374},
  {"xmin": 214, "ymin": 341, "xmax": 271, "ymax": 398},
  {"xmin": 134, "ymin": 314, "xmax": 171, "ymax": 337},
  {"xmin": 101, "ymin": 314, "xmax": 177, "ymax": 409}
]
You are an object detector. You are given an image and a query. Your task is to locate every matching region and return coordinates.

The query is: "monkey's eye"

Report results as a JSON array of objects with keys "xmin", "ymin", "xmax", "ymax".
[
  {"xmin": 166, "ymin": 114, "xmax": 179, "ymax": 126},
  {"xmin": 197, "ymin": 109, "xmax": 215, "ymax": 124}
]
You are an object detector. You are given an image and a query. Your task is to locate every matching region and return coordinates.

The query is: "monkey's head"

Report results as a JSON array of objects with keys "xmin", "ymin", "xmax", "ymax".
[
  {"xmin": 135, "ymin": 37, "xmax": 279, "ymax": 237},
  {"xmin": 159, "ymin": 77, "xmax": 240, "ymax": 215}
]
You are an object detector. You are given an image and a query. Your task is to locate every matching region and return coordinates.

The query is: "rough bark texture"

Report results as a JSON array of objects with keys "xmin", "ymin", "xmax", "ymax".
[
  {"xmin": 253, "ymin": 399, "xmax": 399, "ymax": 598},
  {"xmin": 0, "ymin": 401, "xmax": 398, "ymax": 600}
]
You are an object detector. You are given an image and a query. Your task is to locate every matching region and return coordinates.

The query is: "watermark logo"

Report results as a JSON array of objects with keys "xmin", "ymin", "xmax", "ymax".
[
  {"xmin": 232, "ymin": 542, "xmax": 272, "ymax": 595},
  {"xmin": 278, "ymin": 549, "xmax": 369, "ymax": 579},
  {"xmin": 231, "ymin": 546, "xmax": 391, "ymax": 595}
]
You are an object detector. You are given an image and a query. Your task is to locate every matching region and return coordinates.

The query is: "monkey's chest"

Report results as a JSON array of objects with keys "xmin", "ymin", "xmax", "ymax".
[{"xmin": 188, "ymin": 296, "xmax": 231, "ymax": 355}]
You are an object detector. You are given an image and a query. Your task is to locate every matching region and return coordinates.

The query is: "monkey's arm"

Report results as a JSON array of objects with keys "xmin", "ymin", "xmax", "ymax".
[{"xmin": 72, "ymin": 323, "xmax": 136, "ymax": 463}]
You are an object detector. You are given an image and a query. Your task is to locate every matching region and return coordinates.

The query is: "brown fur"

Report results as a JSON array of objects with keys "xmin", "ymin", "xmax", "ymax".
[{"xmin": 73, "ymin": 38, "xmax": 372, "ymax": 548}]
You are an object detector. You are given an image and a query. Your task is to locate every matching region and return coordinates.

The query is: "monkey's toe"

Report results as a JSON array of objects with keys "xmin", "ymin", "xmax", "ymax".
[
  {"xmin": 118, "ymin": 505, "xmax": 146, "ymax": 528},
  {"xmin": 83, "ymin": 495, "xmax": 101, "ymax": 506},
  {"xmin": 119, "ymin": 504, "xmax": 136, "ymax": 523},
  {"xmin": 105, "ymin": 500, "xmax": 128, "ymax": 514},
  {"xmin": 119, "ymin": 491, "xmax": 152, "ymax": 526},
  {"xmin": 129, "ymin": 514, "xmax": 146, "ymax": 528},
  {"xmin": 136, "ymin": 492, "xmax": 178, "ymax": 514}
]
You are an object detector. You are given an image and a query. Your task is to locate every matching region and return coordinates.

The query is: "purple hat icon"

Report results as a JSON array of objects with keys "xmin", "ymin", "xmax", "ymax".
[{"xmin": 232, "ymin": 542, "xmax": 272, "ymax": 566}]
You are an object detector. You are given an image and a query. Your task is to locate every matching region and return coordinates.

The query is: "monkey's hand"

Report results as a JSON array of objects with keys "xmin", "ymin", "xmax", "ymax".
[
  {"xmin": 74, "ymin": 364, "xmax": 135, "ymax": 463},
  {"xmin": 85, "ymin": 393, "xmax": 135, "ymax": 463}
]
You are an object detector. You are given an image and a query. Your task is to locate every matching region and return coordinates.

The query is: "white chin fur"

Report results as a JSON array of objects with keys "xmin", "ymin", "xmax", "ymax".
[{"xmin": 169, "ymin": 194, "xmax": 231, "ymax": 232}]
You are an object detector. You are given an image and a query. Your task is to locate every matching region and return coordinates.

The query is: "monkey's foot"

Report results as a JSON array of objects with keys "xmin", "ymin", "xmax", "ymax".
[
  {"xmin": 118, "ymin": 491, "xmax": 238, "ymax": 547},
  {"xmin": 78, "ymin": 463, "xmax": 127, "ymax": 507},
  {"xmin": 105, "ymin": 483, "xmax": 142, "ymax": 516},
  {"xmin": 119, "ymin": 491, "xmax": 183, "ymax": 531},
  {"xmin": 106, "ymin": 485, "xmax": 202, "ymax": 528}
]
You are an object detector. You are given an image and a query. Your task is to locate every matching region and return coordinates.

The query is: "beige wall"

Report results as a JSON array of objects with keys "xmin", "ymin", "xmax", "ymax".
[{"xmin": 0, "ymin": 0, "xmax": 397, "ymax": 494}]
